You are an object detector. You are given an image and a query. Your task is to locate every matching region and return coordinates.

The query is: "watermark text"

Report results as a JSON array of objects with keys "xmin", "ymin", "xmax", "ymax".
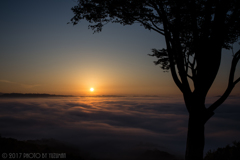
[{"xmin": 1, "ymin": 153, "xmax": 66, "ymax": 159}]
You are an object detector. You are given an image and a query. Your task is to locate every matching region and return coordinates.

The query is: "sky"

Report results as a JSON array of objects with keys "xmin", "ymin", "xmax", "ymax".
[
  {"xmin": 1, "ymin": 96, "xmax": 240, "ymax": 159},
  {"xmin": 0, "ymin": 0, "xmax": 240, "ymax": 96},
  {"xmin": 0, "ymin": 1, "xmax": 240, "ymax": 159}
]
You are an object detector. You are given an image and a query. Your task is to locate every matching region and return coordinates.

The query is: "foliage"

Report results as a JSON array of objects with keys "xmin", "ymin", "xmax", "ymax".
[
  {"xmin": 70, "ymin": 1, "xmax": 240, "ymax": 106},
  {"xmin": 70, "ymin": 0, "xmax": 240, "ymax": 72},
  {"xmin": 204, "ymin": 141, "xmax": 240, "ymax": 160},
  {"xmin": 70, "ymin": 1, "xmax": 240, "ymax": 159}
]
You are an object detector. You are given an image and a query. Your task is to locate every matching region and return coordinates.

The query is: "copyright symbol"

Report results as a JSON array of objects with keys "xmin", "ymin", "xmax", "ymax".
[{"xmin": 2, "ymin": 153, "xmax": 8, "ymax": 159}]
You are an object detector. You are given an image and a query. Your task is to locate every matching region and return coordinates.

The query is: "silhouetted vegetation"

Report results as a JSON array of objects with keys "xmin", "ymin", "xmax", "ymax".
[
  {"xmin": 0, "ymin": 136, "xmax": 84, "ymax": 160},
  {"xmin": 70, "ymin": 1, "xmax": 240, "ymax": 159},
  {"xmin": 0, "ymin": 136, "xmax": 184, "ymax": 160},
  {"xmin": 204, "ymin": 141, "xmax": 240, "ymax": 160},
  {"xmin": 136, "ymin": 149, "xmax": 183, "ymax": 160}
]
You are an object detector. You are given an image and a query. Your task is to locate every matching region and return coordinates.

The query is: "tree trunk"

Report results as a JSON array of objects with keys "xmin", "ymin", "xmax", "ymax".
[{"xmin": 185, "ymin": 112, "xmax": 205, "ymax": 160}]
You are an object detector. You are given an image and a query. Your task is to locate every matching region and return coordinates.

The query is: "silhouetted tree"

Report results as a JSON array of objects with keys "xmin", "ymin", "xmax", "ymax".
[
  {"xmin": 70, "ymin": 0, "xmax": 240, "ymax": 160},
  {"xmin": 204, "ymin": 141, "xmax": 240, "ymax": 160}
]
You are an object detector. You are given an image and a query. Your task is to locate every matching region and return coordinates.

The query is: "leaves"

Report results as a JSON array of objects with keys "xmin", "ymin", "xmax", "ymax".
[
  {"xmin": 70, "ymin": 0, "xmax": 164, "ymax": 33},
  {"xmin": 149, "ymin": 48, "xmax": 171, "ymax": 71},
  {"xmin": 70, "ymin": 0, "xmax": 240, "ymax": 90},
  {"xmin": 204, "ymin": 141, "xmax": 240, "ymax": 160}
]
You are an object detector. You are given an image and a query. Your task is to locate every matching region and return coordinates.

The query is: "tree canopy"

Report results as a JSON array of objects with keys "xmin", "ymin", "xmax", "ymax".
[
  {"xmin": 71, "ymin": 0, "xmax": 240, "ymax": 48},
  {"xmin": 71, "ymin": 0, "xmax": 240, "ymax": 112},
  {"xmin": 70, "ymin": 1, "xmax": 240, "ymax": 159}
]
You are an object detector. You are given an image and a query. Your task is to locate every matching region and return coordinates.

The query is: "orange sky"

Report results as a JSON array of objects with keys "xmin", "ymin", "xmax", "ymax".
[{"xmin": 0, "ymin": 0, "xmax": 240, "ymax": 97}]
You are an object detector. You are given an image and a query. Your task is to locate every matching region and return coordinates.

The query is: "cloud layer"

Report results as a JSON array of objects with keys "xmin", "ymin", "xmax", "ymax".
[{"xmin": 0, "ymin": 96, "xmax": 239, "ymax": 159}]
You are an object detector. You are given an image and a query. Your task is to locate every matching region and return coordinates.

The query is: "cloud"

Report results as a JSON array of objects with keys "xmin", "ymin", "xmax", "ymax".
[
  {"xmin": 20, "ymin": 84, "xmax": 41, "ymax": 88},
  {"xmin": 0, "ymin": 96, "xmax": 239, "ymax": 159},
  {"xmin": 0, "ymin": 80, "xmax": 15, "ymax": 83},
  {"xmin": 0, "ymin": 79, "xmax": 40, "ymax": 88}
]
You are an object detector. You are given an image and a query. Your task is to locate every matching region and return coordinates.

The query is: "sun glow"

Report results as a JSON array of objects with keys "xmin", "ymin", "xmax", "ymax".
[{"xmin": 90, "ymin": 88, "xmax": 94, "ymax": 92}]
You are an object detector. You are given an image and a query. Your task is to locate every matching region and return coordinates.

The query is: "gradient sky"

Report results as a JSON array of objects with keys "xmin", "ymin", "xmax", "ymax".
[{"xmin": 0, "ymin": 0, "xmax": 240, "ymax": 96}]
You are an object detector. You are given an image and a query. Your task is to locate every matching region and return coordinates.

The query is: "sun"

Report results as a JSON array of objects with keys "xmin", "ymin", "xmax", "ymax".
[{"xmin": 90, "ymin": 88, "xmax": 94, "ymax": 92}]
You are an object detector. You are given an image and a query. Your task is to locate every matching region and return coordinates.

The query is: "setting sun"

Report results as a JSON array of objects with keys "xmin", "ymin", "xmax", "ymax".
[{"xmin": 90, "ymin": 88, "xmax": 94, "ymax": 92}]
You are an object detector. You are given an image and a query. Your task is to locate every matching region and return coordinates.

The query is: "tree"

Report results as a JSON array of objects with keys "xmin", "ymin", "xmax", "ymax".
[
  {"xmin": 69, "ymin": 0, "xmax": 240, "ymax": 159},
  {"xmin": 204, "ymin": 141, "xmax": 240, "ymax": 160}
]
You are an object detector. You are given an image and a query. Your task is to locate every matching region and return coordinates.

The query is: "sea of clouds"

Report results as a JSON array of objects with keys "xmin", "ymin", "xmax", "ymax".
[{"xmin": 0, "ymin": 96, "xmax": 239, "ymax": 159}]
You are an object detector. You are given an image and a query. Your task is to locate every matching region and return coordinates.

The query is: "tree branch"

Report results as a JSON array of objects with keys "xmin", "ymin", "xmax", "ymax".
[
  {"xmin": 207, "ymin": 49, "xmax": 240, "ymax": 114},
  {"xmin": 172, "ymin": 3, "xmax": 192, "ymax": 94},
  {"xmin": 136, "ymin": 19, "xmax": 165, "ymax": 35},
  {"xmin": 187, "ymin": 74, "xmax": 193, "ymax": 80},
  {"xmin": 149, "ymin": 19, "xmax": 165, "ymax": 34},
  {"xmin": 234, "ymin": 77, "xmax": 240, "ymax": 85},
  {"xmin": 157, "ymin": 1, "xmax": 184, "ymax": 93},
  {"xmin": 191, "ymin": 54, "xmax": 197, "ymax": 86},
  {"xmin": 185, "ymin": 53, "xmax": 190, "ymax": 77}
]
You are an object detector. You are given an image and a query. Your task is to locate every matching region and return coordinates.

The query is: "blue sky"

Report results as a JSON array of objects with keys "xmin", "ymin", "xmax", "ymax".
[{"xmin": 0, "ymin": 0, "xmax": 239, "ymax": 96}]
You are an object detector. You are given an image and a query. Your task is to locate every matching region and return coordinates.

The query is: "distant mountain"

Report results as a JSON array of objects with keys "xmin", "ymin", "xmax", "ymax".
[{"xmin": 0, "ymin": 93, "xmax": 74, "ymax": 98}]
